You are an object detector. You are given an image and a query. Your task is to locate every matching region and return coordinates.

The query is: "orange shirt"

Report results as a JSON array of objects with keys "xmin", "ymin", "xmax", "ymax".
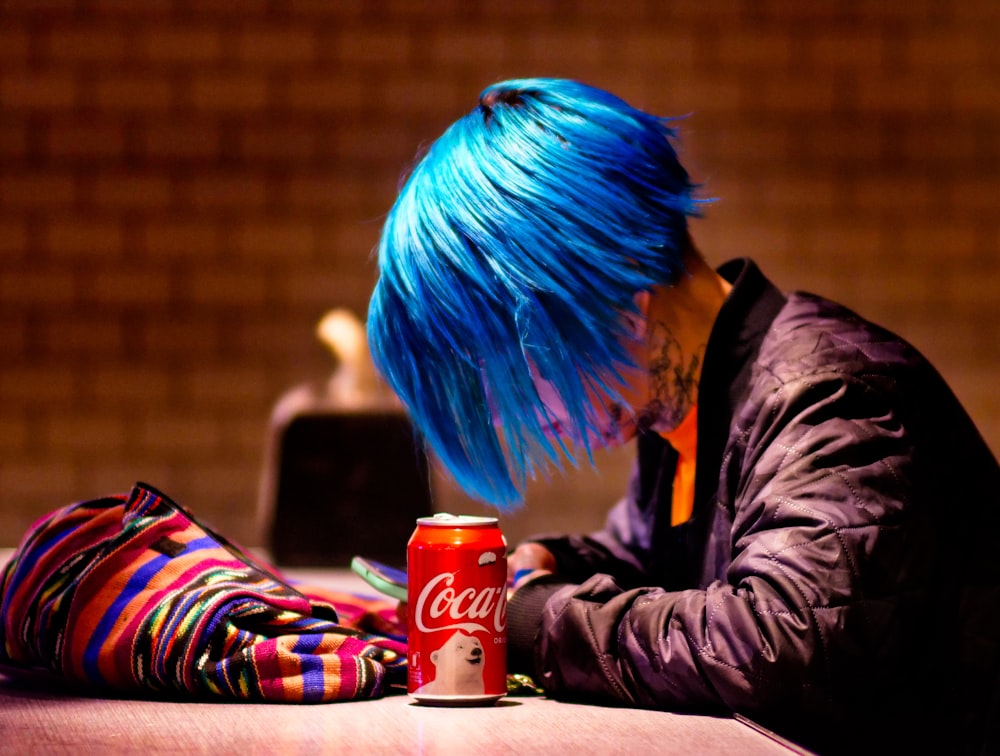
[{"xmin": 661, "ymin": 405, "xmax": 698, "ymax": 527}]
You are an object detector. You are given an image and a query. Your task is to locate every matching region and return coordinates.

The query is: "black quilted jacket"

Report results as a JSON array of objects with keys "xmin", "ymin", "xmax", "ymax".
[{"xmin": 506, "ymin": 259, "xmax": 1000, "ymax": 754}]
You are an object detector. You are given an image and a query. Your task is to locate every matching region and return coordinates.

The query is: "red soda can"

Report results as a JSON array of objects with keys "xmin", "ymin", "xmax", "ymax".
[{"xmin": 407, "ymin": 513, "xmax": 507, "ymax": 705}]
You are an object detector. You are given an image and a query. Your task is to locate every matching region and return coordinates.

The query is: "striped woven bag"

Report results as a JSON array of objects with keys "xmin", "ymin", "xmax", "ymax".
[{"xmin": 0, "ymin": 482, "xmax": 406, "ymax": 702}]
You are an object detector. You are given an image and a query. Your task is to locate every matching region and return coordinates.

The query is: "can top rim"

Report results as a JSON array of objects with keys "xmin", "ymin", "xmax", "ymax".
[{"xmin": 416, "ymin": 513, "xmax": 499, "ymax": 527}]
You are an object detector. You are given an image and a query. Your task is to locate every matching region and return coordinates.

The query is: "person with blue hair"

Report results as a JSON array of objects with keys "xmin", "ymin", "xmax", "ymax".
[{"xmin": 367, "ymin": 78, "xmax": 999, "ymax": 754}]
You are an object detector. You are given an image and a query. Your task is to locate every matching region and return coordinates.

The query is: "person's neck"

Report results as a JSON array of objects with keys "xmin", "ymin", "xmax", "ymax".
[{"xmin": 634, "ymin": 247, "xmax": 732, "ymax": 434}]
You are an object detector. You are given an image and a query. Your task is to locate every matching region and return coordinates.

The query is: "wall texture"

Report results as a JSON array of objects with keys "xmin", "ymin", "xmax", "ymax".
[{"xmin": 1, "ymin": 1, "xmax": 997, "ymax": 550}]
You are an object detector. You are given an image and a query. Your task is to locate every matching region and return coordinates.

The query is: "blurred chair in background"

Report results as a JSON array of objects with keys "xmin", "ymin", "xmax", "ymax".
[{"xmin": 258, "ymin": 310, "xmax": 431, "ymax": 568}]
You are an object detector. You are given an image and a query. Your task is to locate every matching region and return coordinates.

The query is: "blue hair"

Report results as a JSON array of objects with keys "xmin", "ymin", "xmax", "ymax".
[{"xmin": 367, "ymin": 78, "xmax": 706, "ymax": 508}]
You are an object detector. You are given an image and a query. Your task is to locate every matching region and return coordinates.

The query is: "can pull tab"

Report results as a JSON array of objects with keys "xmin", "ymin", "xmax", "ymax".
[{"xmin": 417, "ymin": 513, "xmax": 499, "ymax": 527}]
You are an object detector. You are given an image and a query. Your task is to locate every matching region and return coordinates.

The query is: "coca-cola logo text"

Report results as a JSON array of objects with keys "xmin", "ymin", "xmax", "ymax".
[{"xmin": 414, "ymin": 571, "xmax": 506, "ymax": 635}]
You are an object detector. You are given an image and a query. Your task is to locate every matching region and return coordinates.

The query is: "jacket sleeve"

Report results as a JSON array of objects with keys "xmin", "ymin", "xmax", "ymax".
[
  {"xmin": 520, "ymin": 373, "xmax": 937, "ymax": 737},
  {"xmin": 526, "ymin": 495, "xmax": 651, "ymax": 588},
  {"xmin": 524, "ymin": 434, "xmax": 676, "ymax": 587}
]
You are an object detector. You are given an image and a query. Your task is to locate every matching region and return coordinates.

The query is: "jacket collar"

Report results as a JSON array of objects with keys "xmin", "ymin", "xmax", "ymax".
[
  {"xmin": 636, "ymin": 258, "xmax": 786, "ymax": 523},
  {"xmin": 695, "ymin": 258, "xmax": 787, "ymax": 505}
]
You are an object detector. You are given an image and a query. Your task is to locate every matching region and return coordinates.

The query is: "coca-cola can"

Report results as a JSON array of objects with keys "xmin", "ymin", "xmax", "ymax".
[{"xmin": 407, "ymin": 513, "xmax": 507, "ymax": 705}]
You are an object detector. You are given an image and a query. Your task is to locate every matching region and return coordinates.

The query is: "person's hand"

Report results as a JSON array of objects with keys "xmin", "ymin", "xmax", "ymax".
[{"xmin": 507, "ymin": 542, "xmax": 556, "ymax": 591}]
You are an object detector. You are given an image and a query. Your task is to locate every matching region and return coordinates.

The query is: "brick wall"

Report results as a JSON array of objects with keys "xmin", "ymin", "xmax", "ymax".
[{"xmin": 1, "ymin": 1, "xmax": 997, "ymax": 549}]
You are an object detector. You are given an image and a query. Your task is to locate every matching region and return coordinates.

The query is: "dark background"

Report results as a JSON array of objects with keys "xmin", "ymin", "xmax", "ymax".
[{"xmin": 1, "ymin": 0, "xmax": 997, "ymax": 550}]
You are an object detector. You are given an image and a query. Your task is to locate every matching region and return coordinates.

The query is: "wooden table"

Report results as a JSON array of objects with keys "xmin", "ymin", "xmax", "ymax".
[{"xmin": 0, "ymin": 551, "xmax": 808, "ymax": 755}]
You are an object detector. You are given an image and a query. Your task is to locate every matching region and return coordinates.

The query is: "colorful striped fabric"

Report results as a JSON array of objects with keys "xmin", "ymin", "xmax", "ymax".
[{"xmin": 0, "ymin": 482, "xmax": 407, "ymax": 702}]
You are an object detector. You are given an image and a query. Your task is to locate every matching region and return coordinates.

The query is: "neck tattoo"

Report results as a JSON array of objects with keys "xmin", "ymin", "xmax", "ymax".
[{"xmin": 636, "ymin": 319, "xmax": 703, "ymax": 434}]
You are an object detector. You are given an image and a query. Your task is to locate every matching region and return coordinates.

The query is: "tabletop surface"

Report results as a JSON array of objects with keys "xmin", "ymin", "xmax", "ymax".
[
  {"xmin": 0, "ymin": 673, "xmax": 804, "ymax": 755},
  {"xmin": 0, "ymin": 549, "xmax": 808, "ymax": 755}
]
